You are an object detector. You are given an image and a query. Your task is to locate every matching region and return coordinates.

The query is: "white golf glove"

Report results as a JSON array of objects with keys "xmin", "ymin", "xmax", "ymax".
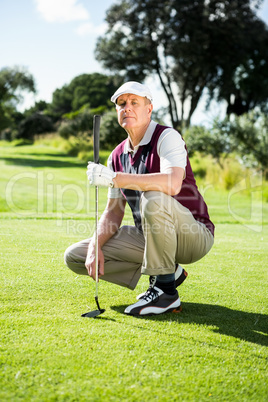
[{"xmin": 87, "ymin": 162, "xmax": 116, "ymax": 188}]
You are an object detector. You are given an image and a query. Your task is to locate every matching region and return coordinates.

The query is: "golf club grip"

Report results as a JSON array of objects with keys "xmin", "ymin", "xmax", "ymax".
[{"xmin": 93, "ymin": 115, "xmax": 100, "ymax": 164}]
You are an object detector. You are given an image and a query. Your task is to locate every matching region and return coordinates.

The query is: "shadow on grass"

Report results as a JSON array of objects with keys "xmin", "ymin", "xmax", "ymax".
[
  {"xmin": 0, "ymin": 156, "xmax": 85, "ymax": 168},
  {"xmin": 111, "ymin": 302, "xmax": 268, "ymax": 346}
]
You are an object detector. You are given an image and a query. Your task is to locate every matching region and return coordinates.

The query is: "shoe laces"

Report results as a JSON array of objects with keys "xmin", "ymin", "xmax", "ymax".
[{"xmin": 141, "ymin": 285, "xmax": 159, "ymax": 303}]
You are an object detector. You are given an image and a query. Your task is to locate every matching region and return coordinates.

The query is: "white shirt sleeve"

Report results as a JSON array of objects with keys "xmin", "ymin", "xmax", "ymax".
[
  {"xmin": 157, "ymin": 128, "xmax": 187, "ymax": 173},
  {"xmin": 107, "ymin": 152, "xmax": 125, "ymax": 199}
]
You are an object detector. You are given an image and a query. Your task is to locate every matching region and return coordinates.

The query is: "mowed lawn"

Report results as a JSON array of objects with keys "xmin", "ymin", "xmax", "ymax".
[{"xmin": 0, "ymin": 144, "xmax": 267, "ymax": 401}]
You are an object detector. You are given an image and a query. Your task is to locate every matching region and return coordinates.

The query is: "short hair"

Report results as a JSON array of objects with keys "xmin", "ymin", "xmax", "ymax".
[{"xmin": 144, "ymin": 98, "xmax": 152, "ymax": 105}]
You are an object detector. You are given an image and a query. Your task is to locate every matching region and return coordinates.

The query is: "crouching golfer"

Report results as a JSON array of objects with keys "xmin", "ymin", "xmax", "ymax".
[{"xmin": 64, "ymin": 81, "xmax": 215, "ymax": 316}]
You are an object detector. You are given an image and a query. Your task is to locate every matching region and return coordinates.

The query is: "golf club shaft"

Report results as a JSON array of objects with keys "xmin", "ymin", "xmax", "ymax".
[
  {"xmin": 95, "ymin": 185, "xmax": 99, "ymax": 297},
  {"xmin": 93, "ymin": 115, "xmax": 101, "ymax": 299}
]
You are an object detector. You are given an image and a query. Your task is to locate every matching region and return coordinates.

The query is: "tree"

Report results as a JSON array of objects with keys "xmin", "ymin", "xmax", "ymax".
[
  {"xmin": 205, "ymin": 1, "xmax": 268, "ymax": 117},
  {"xmin": 17, "ymin": 113, "xmax": 54, "ymax": 141},
  {"xmin": 184, "ymin": 113, "xmax": 268, "ymax": 177},
  {"xmin": 95, "ymin": 0, "xmax": 267, "ymax": 129},
  {"xmin": 23, "ymin": 100, "xmax": 50, "ymax": 118},
  {"xmin": 0, "ymin": 66, "xmax": 36, "ymax": 131},
  {"xmin": 228, "ymin": 112, "xmax": 268, "ymax": 177},
  {"xmin": 58, "ymin": 105, "xmax": 106, "ymax": 139},
  {"xmin": 49, "ymin": 73, "xmax": 123, "ymax": 119},
  {"xmin": 184, "ymin": 121, "xmax": 233, "ymax": 168}
]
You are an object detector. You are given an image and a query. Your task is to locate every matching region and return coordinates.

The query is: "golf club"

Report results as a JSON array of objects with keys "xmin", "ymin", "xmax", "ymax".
[{"xmin": 82, "ymin": 115, "xmax": 105, "ymax": 318}]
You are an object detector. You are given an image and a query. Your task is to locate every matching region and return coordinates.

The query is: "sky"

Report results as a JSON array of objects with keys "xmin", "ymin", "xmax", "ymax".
[{"xmin": 1, "ymin": 0, "xmax": 268, "ymax": 126}]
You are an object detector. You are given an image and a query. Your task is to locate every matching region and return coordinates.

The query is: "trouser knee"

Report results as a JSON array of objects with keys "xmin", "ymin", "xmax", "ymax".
[{"xmin": 141, "ymin": 191, "xmax": 169, "ymax": 222}]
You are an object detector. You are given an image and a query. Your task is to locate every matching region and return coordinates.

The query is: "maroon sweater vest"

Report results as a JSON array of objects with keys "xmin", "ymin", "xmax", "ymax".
[{"xmin": 112, "ymin": 124, "xmax": 215, "ymax": 236}]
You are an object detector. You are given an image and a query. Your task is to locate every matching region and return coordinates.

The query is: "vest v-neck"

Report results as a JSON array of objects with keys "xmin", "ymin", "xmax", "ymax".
[{"xmin": 128, "ymin": 146, "xmax": 144, "ymax": 165}]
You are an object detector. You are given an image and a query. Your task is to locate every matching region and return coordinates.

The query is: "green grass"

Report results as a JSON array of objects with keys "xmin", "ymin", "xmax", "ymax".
[{"xmin": 0, "ymin": 143, "xmax": 267, "ymax": 401}]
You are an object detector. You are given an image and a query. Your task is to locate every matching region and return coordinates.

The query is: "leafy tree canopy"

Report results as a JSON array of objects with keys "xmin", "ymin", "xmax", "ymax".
[
  {"xmin": 0, "ymin": 66, "xmax": 36, "ymax": 131},
  {"xmin": 0, "ymin": 66, "xmax": 36, "ymax": 105},
  {"xmin": 185, "ymin": 112, "xmax": 268, "ymax": 176},
  {"xmin": 17, "ymin": 113, "xmax": 54, "ymax": 141},
  {"xmin": 95, "ymin": 0, "xmax": 268, "ymax": 129},
  {"xmin": 23, "ymin": 100, "xmax": 49, "ymax": 118},
  {"xmin": 49, "ymin": 72, "xmax": 123, "ymax": 119}
]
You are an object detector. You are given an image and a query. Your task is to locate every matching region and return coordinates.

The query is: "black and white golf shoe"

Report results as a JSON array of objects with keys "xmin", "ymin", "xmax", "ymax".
[{"xmin": 124, "ymin": 286, "xmax": 181, "ymax": 316}]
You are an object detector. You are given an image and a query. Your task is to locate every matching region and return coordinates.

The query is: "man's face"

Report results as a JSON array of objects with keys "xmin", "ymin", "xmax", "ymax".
[{"xmin": 116, "ymin": 93, "xmax": 153, "ymax": 131}]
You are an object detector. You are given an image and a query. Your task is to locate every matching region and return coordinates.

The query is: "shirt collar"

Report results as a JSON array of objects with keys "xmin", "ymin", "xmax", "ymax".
[{"xmin": 124, "ymin": 120, "xmax": 157, "ymax": 154}]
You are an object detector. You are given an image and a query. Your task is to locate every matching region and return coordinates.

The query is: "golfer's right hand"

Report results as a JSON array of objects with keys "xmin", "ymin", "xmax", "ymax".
[
  {"xmin": 87, "ymin": 162, "xmax": 116, "ymax": 188},
  {"xmin": 85, "ymin": 245, "xmax": 104, "ymax": 281}
]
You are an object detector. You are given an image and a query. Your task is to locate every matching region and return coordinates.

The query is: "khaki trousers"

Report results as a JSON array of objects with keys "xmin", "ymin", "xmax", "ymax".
[{"xmin": 64, "ymin": 191, "xmax": 214, "ymax": 290}]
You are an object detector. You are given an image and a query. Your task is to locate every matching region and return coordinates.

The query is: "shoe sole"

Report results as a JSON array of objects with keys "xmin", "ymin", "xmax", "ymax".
[
  {"xmin": 125, "ymin": 304, "xmax": 183, "ymax": 317},
  {"xmin": 171, "ymin": 305, "xmax": 182, "ymax": 313}
]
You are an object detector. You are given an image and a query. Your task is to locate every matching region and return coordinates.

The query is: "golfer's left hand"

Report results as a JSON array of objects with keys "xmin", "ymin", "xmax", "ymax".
[
  {"xmin": 85, "ymin": 244, "xmax": 104, "ymax": 281},
  {"xmin": 87, "ymin": 162, "xmax": 116, "ymax": 187}
]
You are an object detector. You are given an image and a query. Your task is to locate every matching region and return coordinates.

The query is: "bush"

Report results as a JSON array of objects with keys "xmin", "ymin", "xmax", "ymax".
[
  {"xmin": 78, "ymin": 150, "xmax": 111, "ymax": 164},
  {"xmin": 58, "ymin": 106, "xmax": 107, "ymax": 139},
  {"xmin": 12, "ymin": 138, "xmax": 34, "ymax": 147},
  {"xmin": 221, "ymin": 158, "xmax": 245, "ymax": 190},
  {"xmin": 188, "ymin": 154, "xmax": 208, "ymax": 178},
  {"xmin": 16, "ymin": 113, "xmax": 54, "ymax": 141},
  {"xmin": 183, "ymin": 121, "xmax": 232, "ymax": 167},
  {"xmin": 189, "ymin": 152, "xmax": 249, "ymax": 191},
  {"xmin": 60, "ymin": 135, "xmax": 93, "ymax": 156},
  {"xmin": 229, "ymin": 112, "xmax": 268, "ymax": 177},
  {"xmin": 58, "ymin": 121, "xmax": 76, "ymax": 139}
]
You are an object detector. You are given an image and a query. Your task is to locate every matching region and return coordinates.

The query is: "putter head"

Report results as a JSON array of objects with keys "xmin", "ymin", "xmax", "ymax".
[
  {"xmin": 81, "ymin": 308, "xmax": 105, "ymax": 318},
  {"xmin": 82, "ymin": 296, "xmax": 105, "ymax": 318}
]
